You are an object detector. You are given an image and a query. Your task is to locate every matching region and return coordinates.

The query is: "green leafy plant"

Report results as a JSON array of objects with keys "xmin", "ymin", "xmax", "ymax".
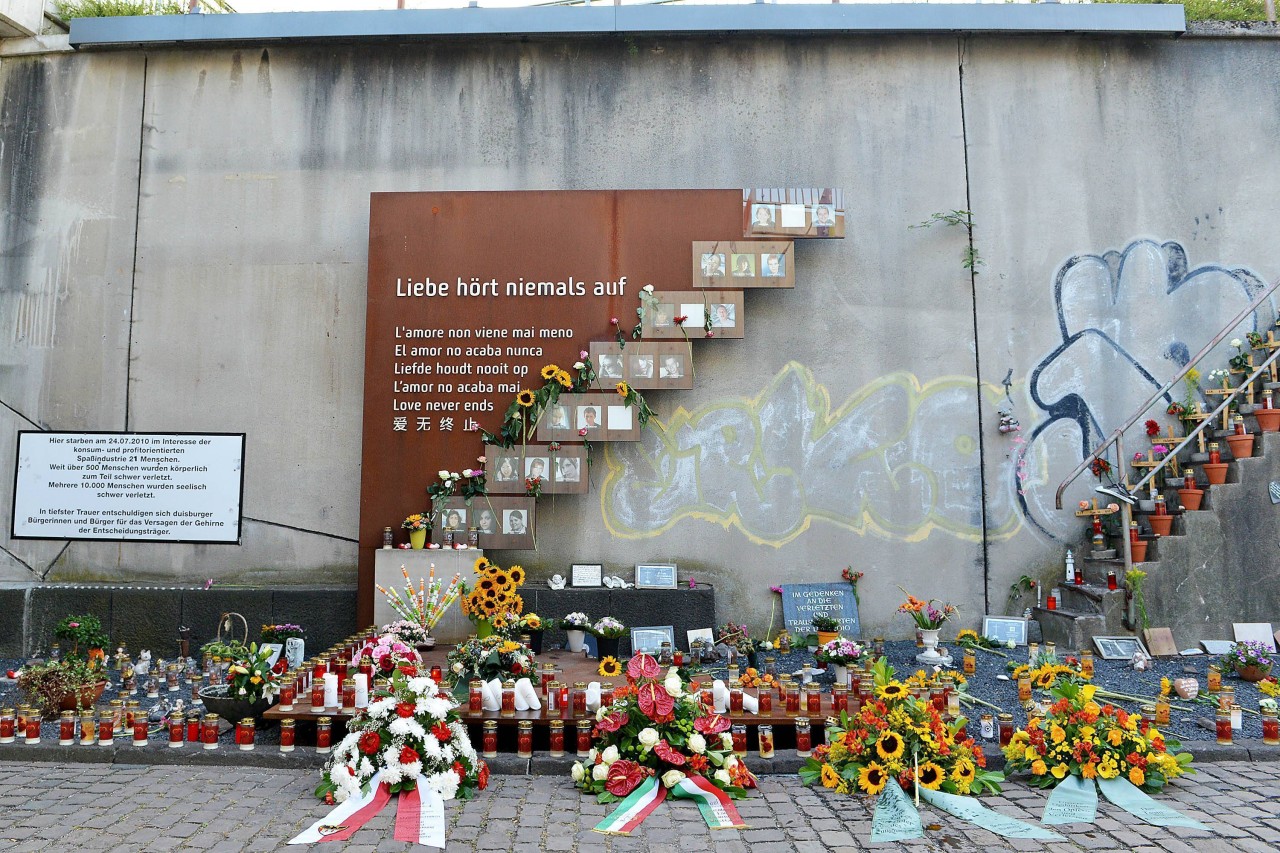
[
  {"xmin": 811, "ymin": 613, "xmax": 840, "ymax": 632},
  {"xmin": 911, "ymin": 209, "xmax": 982, "ymax": 273},
  {"xmin": 1093, "ymin": 0, "xmax": 1273, "ymax": 22},
  {"xmin": 200, "ymin": 638, "xmax": 249, "ymax": 661},
  {"xmin": 1126, "ymin": 569, "xmax": 1150, "ymax": 633},
  {"xmin": 54, "ymin": 615, "xmax": 109, "ymax": 659},
  {"xmin": 55, "ymin": 0, "xmax": 184, "ymax": 18},
  {"xmin": 18, "ymin": 658, "xmax": 106, "ymax": 716}
]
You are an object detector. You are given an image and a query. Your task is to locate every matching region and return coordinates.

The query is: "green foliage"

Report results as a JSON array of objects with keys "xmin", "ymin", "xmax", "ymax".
[
  {"xmin": 911, "ymin": 209, "xmax": 983, "ymax": 273},
  {"xmin": 1092, "ymin": 0, "xmax": 1273, "ymax": 22},
  {"xmin": 18, "ymin": 658, "xmax": 105, "ymax": 716},
  {"xmin": 55, "ymin": 0, "xmax": 184, "ymax": 18},
  {"xmin": 54, "ymin": 614, "xmax": 109, "ymax": 658}
]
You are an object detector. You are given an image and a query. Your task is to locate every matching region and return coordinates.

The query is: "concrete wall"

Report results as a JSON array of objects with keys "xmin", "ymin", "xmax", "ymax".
[{"xmin": 2, "ymin": 31, "xmax": 1279, "ymax": 642}]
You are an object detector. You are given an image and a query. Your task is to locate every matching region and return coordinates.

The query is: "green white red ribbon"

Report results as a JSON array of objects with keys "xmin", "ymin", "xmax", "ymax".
[
  {"xmin": 393, "ymin": 777, "xmax": 447, "ymax": 848},
  {"xmin": 289, "ymin": 773, "xmax": 391, "ymax": 844},
  {"xmin": 670, "ymin": 775, "xmax": 748, "ymax": 829},
  {"xmin": 593, "ymin": 777, "xmax": 667, "ymax": 835}
]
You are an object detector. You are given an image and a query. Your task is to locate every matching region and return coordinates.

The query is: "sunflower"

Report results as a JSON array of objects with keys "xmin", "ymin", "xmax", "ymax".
[
  {"xmin": 483, "ymin": 587, "xmax": 498, "ymax": 600},
  {"xmin": 875, "ymin": 731, "xmax": 904, "ymax": 761},
  {"xmin": 951, "ymin": 759, "xmax": 976, "ymax": 784},
  {"xmin": 491, "ymin": 572, "xmax": 509, "ymax": 588},
  {"xmin": 555, "ymin": 369, "xmax": 573, "ymax": 388},
  {"xmin": 516, "ymin": 389, "xmax": 536, "ymax": 407},
  {"xmin": 508, "ymin": 594, "xmax": 524, "ymax": 614},
  {"xmin": 598, "ymin": 656, "xmax": 622, "ymax": 677},
  {"xmin": 473, "ymin": 557, "xmax": 490, "ymax": 573},
  {"xmin": 507, "ymin": 566, "xmax": 525, "ymax": 586},
  {"xmin": 478, "ymin": 578, "xmax": 494, "ymax": 591},
  {"xmin": 540, "ymin": 365, "xmax": 559, "ymax": 380},
  {"xmin": 857, "ymin": 762, "xmax": 888, "ymax": 796},
  {"xmin": 877, "ymin": 681, "xmax": 908, "ymax": 701},
  {"xmin": 916, "ymin": 762, "xmax": 944, "ymax": 790},
  {"xmin": 820, "ymin": 763, "xmax": 841, "ymax": 789},
  {"xmin": 1035, "ymin": 668, "xmax": 1058, "ymax": 689},
  {"xmin": 616, "ymin": 381, "xmax": 630, "ymax": 397},
  {"xmin": 956, "ymin": 628, "xmax": 980, "ymax": 643}
]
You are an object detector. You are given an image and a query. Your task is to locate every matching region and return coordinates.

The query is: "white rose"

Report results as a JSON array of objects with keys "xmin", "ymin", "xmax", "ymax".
[
  {"xmin": 637, "ymin": 728, "xmax": 659, "ymax": 749},
  {"xmin": 450, "ymin": 472, "xmax": 460, "ymax": 480},
  {"xmin": 759, "ymin": 641, "xmax": 773, "ymax": 650},
  {"xmin": 714, "ymin": 769, "xmax": 731, "ymax": 786},
  {"xmin": 725, "ymin": 756, "xmax": 739, "ymax": 771},
  {"xmin": 601, "ymin": 745, "xmax": 620, "ymax": 765},
  {"xmin": 437, "ymin": 470, "xmax": 449, "ymax": 479},
  {"xmin": 661, "ymin": 770, "xmax": 686, "ymax": 789},
  {"xmin": 643, "ymin": 284, "xmax": 654, "ymax": 293},
  {"xmin": 592, "ymin": 763, "xmax": 609, "ymax": 781},
  {"xmin": 687, "ymin": 733, "xmax": 707, "ymax": 754},
  {"xmin": 1007, "ymin": 639, "xmax": 1016, "ymax": 649},
  {"xmin": 451, "ymin": 662, "xmax": 464, "ymax": 673},
  {"xmin": 571, "ymin": 762, "xmax": 585, "ymax": 782},
  {"xmin": 587, "ymin": 747, "xmax": 598, "ymax": 763},
  {"xmin": 720, "ymin": 733, "xmax": 733, "ymax": 751},
  {"xmin": 663, "ymin": 675, "xmax": 683, "ymax": 698},
  {"xmin": 573, "ymin": 362, "xmax": 585, "ymax": 370},
  {"xmin": 1231, "ymin": 338, "xmax": 1243, "ymax": 348}
]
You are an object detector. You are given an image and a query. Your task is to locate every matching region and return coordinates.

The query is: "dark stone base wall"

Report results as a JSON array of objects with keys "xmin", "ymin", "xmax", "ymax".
[
  {"xmin": 523, "ymin": 585, "xmax": 715, "ymax": 656},
  {"xmin": 0, "ymin": 585, "xmax": 357, "ymax": 660}
]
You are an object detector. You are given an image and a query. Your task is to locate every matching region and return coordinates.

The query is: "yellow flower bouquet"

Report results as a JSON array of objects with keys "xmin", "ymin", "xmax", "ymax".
[{"xmin": 1002, "ymin": 681, "xmax": 1194, "ymax": 793}]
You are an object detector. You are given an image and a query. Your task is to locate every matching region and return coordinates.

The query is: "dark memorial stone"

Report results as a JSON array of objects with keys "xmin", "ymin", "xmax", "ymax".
[{"xmin": 780, "ymin": 582, "xmax": 860, "ymax": 639}]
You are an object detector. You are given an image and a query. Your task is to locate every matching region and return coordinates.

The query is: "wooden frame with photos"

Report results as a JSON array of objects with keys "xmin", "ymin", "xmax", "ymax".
[
  {"xmin": 571, "ymin": 563, "xmax": 603, "ymax": 588},
  {"xmin": 534, "ymin": 392, "xmax": 642, "ymax": 443},
  {"xmin": 484, "ymin": 444, "xmax": 588, "ymax": 495},
  {"xmin": 631, "ymin": 625, "xmax": 676, "ymax": 655},
  {"xmin": 589, "ymin": 341, "xmax": 693, "ymax": 391},
  {"xmin": 981, "ymin": 615, "xmax": 1028, "ymax": 647},
  {"xmin": 431, "ymin": 495, "xmax": 534, "ymax": 549},
  {"xmin": 692, "ymin": 240, "xmax": 794, "ymax": 288},
  {"xmin": 634, "ymin": 563, "xmax": 678, "ymax": 590},
  {"xmin": 643, "ymin": 291, "xmax": 745, "ymax": 341},
  {"xmin": 1093, "ymin": 635, "xmax": 1150, "ymax": 661},
  {"xmin": 742, "ymin": 188, "xmax": 846, "ymax": 239}
]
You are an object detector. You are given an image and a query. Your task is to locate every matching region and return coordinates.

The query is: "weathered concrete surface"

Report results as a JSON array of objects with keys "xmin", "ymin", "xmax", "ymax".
[{"xmin": 2, "ymin": 33, "xmax": 1279, "ymax": 639}]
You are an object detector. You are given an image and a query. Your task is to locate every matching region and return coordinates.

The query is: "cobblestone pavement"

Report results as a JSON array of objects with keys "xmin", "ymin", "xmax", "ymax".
[{"xmin": 1, "ymin": 759, "xmax": 1278, "ymax": 852}]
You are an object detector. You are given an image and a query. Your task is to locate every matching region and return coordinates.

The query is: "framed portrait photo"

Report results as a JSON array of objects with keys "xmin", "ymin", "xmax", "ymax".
[{"xmin": 981, "ymin": 615, "xmax": 1028, "ymax": 647}]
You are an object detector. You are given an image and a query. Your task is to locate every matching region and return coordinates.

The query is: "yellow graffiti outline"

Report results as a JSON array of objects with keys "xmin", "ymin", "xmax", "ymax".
[{"xmin": 599, "ymin": 362, "xmax": 1021, "ymax": 547}]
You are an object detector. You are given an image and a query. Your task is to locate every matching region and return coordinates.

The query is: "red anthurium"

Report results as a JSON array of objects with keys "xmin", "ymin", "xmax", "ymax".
[
  {"xmin": 653, "ymin": 740, "xmax": 686, "ymax": 766},
  {"xmin": 595, "ymin": 711, "xmax": 629, "ymax": 734},
  {"xmin": 627, "ymin": 654, "xmax": 661, "ymax": 680},
  {"xmin": 452, "ymin": 760, "xmax": 466, "ymax": 781},
  {"xmin": 636, "ymin": 682, "xmax": 675, "ymax": 719},
  {"xmin": 432, "ymin": 722, "xmax": 452, "ymax": 742},
  {"xmin": 693, "ymin": 714, "xmax": 731, "ymax": 735},
  {"xmin": 605, "ymin": 760, "xmax": 650, "ymax": 797},
  {"xmin": 359, "ymin": 731, "xmax": 382, "ymax": 755}
]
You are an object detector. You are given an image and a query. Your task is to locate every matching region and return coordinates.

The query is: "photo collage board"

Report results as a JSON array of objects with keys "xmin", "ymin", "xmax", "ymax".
[
  {"xmin": 589, "ymin": 341, "xmax": 694, "ymax": 391},
  {"xmin": 431, "ymin": 495, "xmax": 535, "ymax": 550},
  {"xmin": 692, "ymin": 240, "xmax": 795, "ymax": 289},
  {"xmin": 742, "ymin": 188, "xmax": 845, "ymax": 239},
  {"xmin": 643, "ymin": 290, "xmax": 745, "ymax": 341},
  {"xmin": 485, "ymin": 444, "xmax": 589, "ymax": 495},
  {"xmin": 534, "ymin": 392, "xmax": 643, "ymax": 443}
]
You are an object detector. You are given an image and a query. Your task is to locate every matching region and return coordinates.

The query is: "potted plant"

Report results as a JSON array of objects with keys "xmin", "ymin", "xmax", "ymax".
[
  {"xmin": 259, "ymin": 623, "xmax": 305, "ymax": 670},
  {"xmin": 54, "ymin": 615, "xmax": 109, "ymax": 663},
  {"xmin": 1221, "ymin": 641, "xmax": 1274, "ymax": 683},
  {"xmin": 199, "ymin": 643, "xmax": 281, "ymax": 722},
  {"xmin": 562, "ymin": 612, "xmax": 591, "ymax": 653},
  {"xmin": 811, "ymin": 613, "xmax": 841, "ymax": 647},
  {"xmin": 815, "ymin": 638, "xmax": 864, "ymax": 686},
  {"xmin": 516, "ymin": 612, "xmax": 544, "ymax": 654},
  {"xmin": 18, "ymin": 658, "xmax": 108, "ymax": 716},
  {"xmin": 402, "ymin": 512, "xmax": 430, "ymax": 549},
  {"xmin": 590, "ymin": 617, "xmax": 626, "ymax": 660}
]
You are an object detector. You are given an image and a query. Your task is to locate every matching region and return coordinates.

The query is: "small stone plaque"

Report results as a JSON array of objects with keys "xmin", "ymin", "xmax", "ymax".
[
  {"xmin": 1143, "ymin": 627, "xmax": 1179, "ymax": 658},
  {"xmin": 1270, "ymin": 481, "xmax": 1280, "ymax": 503}
]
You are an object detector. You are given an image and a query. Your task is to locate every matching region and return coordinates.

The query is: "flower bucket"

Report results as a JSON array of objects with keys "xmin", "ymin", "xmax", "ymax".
[
  {"xmin": 1254, "ymin": 409, "xmax": 1280, "ymax": 432},
  {"xmin": 1178, "ymin": 488, "xmax": 1204, "ymax": 511},
  {"xmin": 1148, "ymin": 515, "xmax": 1173, "ymax": 537},
  {"xmin": 1130, "ymin": 540, "xmax": 1148, "ymax": 563},
  {"xmin": 409, "ymin": 528, "xmax": 427, "ymax": 549},
  {"xmin": 833, "ymin": 664, "xmax": 849, "ymax": 686},
  {"xmin": 566, "ymin": 629, "xmax": 586, "ymax": 653},
  {"xmin": 1203, "ymin": 462, "xmax": 1229, "ymax": 485},
  {"xmin": 596, "ymin": 637, "xmax": 620, "ymax": 660},
  {"xmin": 816, "ymin": 630, "xmax": 839, "ymax": 646},
  {"xmin": 1225, "ymin": 434, "xmax": 1254, "ymax": 460}
]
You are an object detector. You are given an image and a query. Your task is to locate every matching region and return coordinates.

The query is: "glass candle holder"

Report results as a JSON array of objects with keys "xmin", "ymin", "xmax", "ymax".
[
  {"xmin": 382, "ymin": 526, "xmax": 393, "ymax": 549},
  {"xmin": 517, "ymin": 720, "xmax": 533, "ymax": 758},
  {"xmin": 310, "ymin": 682, "xmax": 326, "ymax": 710},
  {"xmin": 145, "ymin": 679, "xmax": 160, "ymax": 699},
  {"xmin": 997, "ymin": 713, "xmax": 1014, "ymax": 746},
  {"xmin": 795, "ymin": 717, "xmax": 812, "ymax": 758},
  {"xmin": 1045, "ymin": 593, "xmax": 1057, "ymax": 611},
  {"xmin": 236, "ymin": 718, "xmax": 255, "ymax": 751},
  {"xmin": 59, "ymin": 711, "xmax": 76, "ymax": 746},
  {"xmin": 572, "ymin": 682, "xmax": 588, "ymax": 717},
  {"xmin": 279, "ymin": 683, "xmax": 296, "ymax": 711},
  {"xmin": 558, "ymin": 683, "xmax": 571, "ymax": 717},
  {"xmin": 1207, "ymin": 665, "xmax": 1221, "ymax": 694},
  {"xmin": 202, "ymin": 713, "xmax": 220, "ymax": 749},
  {"xmin": 482, "ymin": 721, "xmax": 498, "ymax": 758},
  {"xmin": 1017, "ymin": 675, "xmax": 1032, "ymax": 702},
  {"xmin": 657, "ymin": 642, "xmax": 674, "ymax": 666},
  {"xmin": 280, "ymin": 719, "xmax": 296, "ymax": 752},
  {"xmin": 963, "ymin": 649, "xmax": 976, "ymax": 675},
  {"xmin": 502, "ymin": 681, "xmax": 517, "ymax": 718},
  {"xmin": 731, "ymin": 724, "xmax": 747, "ymax": 756},
  {"xmin": 1209, "ymin": 442, "xmax": 1221, "ymax": 464},
  {"xmin": 24, "ymin": 713, "xmax": 41, "ymax": 745},
  {"xmin": 132, "ymin": 718, "xmax": 148, "ymax": 747},
  {"xmin": 98, "ymin": 716, "xmax": 114, "ymax": 746},
  {"xmin": 757, "ymin": 724, "xmax": 775, "ymax": 759},
  {"xmin": 575, "ymin": 720, "xmax": 592, "ymax": 757},
  {"xmin": 758, "ymin": 689, "xmax": 772, "ymax": 714},
  {"xmin": 1219, "ymin": 685, "xmax": 1235, "ymax": 711},
  {"xmin": 549, "ymin": 720, "xmax": 565, "ymax": 757},
  {"xmin": 187, "ymin": 712, "xmax": 201, "ymax": 743},
  {"xmin": 673, "ymin": 649, "xmax": 684, "ymax": 668},
  {"xmin": 1139, "ymin": 704, "xmax": 1155, "ymax": 735},
  {"xmin": 1216, "ymin": 709, "xmax": 1233, "ymax": 744},
  {"xmin": 469, "ymin": 680, "xmax": 484, "ymax": 713},
  {"xmin": 831, "ymin": 684, "xmax": 848, "ymax": 714},
  {"xmin": 341, "ymin": 678, "xmax": 357, "ymax": 711},
  {"xmin": 315, "ymin": 717, "xmax": 332, "ymax": 754},
  {"xmin": 540, "ymin": 663, "xmax": 556, "ymax": 695},
  {"xmin": 167, "ymin": 664, "xmax": 181, "ymax": 692},
  {"xmin": 79, "ymin": 712, "xmax": 95, "ymax": 746},
  {"xmin": 807, "ymin": 686, "xmax": 822, "ymax": 715},
  {"xmin": 1155, "ymin": 697, "xmax": 1170, "ymax": 726},
  {"xmin": 1231, "ymin": 703, "xmax": 1243, "ymax": 731},
  {"xmin": 168, "ymin": 712, "xmax": 185, "ymax": 748},
  {"xmin": 785, "ymin": 685, "xmax": 801, "ymax": 716},
  {"xmin": 4, "ymin": 708, "xmax": 23, "ymax": 743},
  {"xmin": 190, "ymin": 673, "xmax": 204, "ymax": 703},
  {"xmin": 729, "ymin": 680, "xmax": 743, "ymax": 716},
  {"xmin": 1262, "ymin": 708, "xmax": 1279, "ymax": 746},
  {"xmin": 1080, "ymin": 651, "xmax": 1094, "ymax": 679},
  {"xmin": 359, "ymin": 657, "xmax": 374, "ymax": 681},
  {"xmin": 947, "ymin": 689, "xmax": 962, "ymax": 717},
  {"xmin": 108, "ymin": 700, "xmax": 124, "ymax": 733}
]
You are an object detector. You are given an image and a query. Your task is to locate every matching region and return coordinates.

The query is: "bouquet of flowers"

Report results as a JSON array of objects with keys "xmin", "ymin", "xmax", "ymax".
[
  {"xmin": 816, "ymin": 638, "xmax": 865, "ymax": 667},
  {"xmin": 591, "ymin": 617, "xmax": 627, "ymax": 639},
  {"xmin": 1003, "ymin": 681, "xmax": 1194, "ymax": 792},
  {"xmin": 227, "ymin": 643, "xmax": 282, "ymax": 704},
  {"xmin": 401, "ymin": 513, "xmax": 430, "ymax": 531},
  {"xmin": 356, "ymin": 633, "xmax": 422, "ymax": 675},
  {"xmin": 446, "ymin": 636, "xmax": 535, "ymax": 683},
  {"xmin": 514, "ymin": 613, "xmax": 543, "ymax": 633},
  {"xmin": 1220, "ymin": 641, "xmax": 1275, "ymax": 675},
  {"xmin": 716, "ymin": 622, "xmax": 754, "ymax": 655},
  {"xmin": 897, "ymin": 592, "xmax": 956, "ymax": 630},
  {"xmin": 317, "ymin": 669, "xmax": 488, "ymax": 803},
  {"xmin": 260, "ymin": 623, "xmax": 305, "ymax": 644},
  {"xmin": 381, "ymin": 620, "xmax": 430, "ymax": 647},
  {"xmin": 1008, "ymin": 660, "xmax": 1087, "ymax": 691},
  {"xmin": 459, "ymin": 557, "xmax": 526, "ymax": 634},
  {"xmin": 571, "ymin": 654, "xmax": 755, "ymax": 801},
  {"xmin": 562, "ymin": 612, "xmax": 591, "ymax": 631},
  {"xmin": 799, "ymin": 660, "xmax": 1000, "ymax": 797}
]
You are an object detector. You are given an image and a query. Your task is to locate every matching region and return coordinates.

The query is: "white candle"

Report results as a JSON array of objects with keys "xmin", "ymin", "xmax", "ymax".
[
  {"xmin": 354, "ymin": 673, "xmax": 369, "ymax": 708},
  {"xmin": 323, "ymin": 673, "xmax": 339, "ymax": 709}
]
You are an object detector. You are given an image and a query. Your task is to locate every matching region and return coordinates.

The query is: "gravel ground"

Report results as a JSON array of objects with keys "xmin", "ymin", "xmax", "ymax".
[{"xmin": 0, "ymin": 639, "xmax": 1269, "ymax": 746}]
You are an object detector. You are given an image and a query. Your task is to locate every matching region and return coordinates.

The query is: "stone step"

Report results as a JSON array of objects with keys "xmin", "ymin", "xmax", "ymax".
[
  {"xmin": 1057, "ymin": 583, "xmax": 1126, "ymax": 626},
  {"xmin": 1032, "ymin": 607, "xmax": 1109, "ymax": 653}
]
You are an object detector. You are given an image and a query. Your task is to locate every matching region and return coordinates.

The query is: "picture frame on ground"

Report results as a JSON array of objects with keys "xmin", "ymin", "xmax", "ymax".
[
  {"xmin": 631, "ymin": 626, "xmax": 676, "ymax": 655},
  {"xmin": 634, "ymin": 563, "xmax": 678, "ymax": 589},
  {"xmin": 1093, "ymin": 635, "xmax": 1149, "ymax": 661},
  {"xmin": 571, "ymin": 563, "xmax": 603, "ymax": 588},
  {"xmin": 981, "ymin": 615, "xmax": 1028, "ymax": 647},
  {"xmin": 687, "ymin": 628, "xmax": 715, "ymax": 650}
]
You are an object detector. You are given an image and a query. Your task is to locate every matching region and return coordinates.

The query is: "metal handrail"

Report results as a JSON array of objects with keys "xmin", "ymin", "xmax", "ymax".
[{"xmin": 1054, "ymin": 275, "xmax": 1280, "ymax": 511}]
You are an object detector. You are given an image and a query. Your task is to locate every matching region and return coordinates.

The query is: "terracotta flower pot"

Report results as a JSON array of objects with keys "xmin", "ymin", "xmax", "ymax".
[
  {"xmin": 1237, "ymin": 664, "xmax": 1272, "ymax": 683},
  {"xmin": 1148, "ymin": 515, "xmax": 1173, "ymax": 537},
  {"xmin": 1130, "ymin": 540, "xmax": 1148, "ymax": 563},
  {"xmin": 1203, "ymin": 462, "xmax": 1229, "ymax": 485},
  {"xmin": 58, "ymin": 680, "xmax": 108, "ymax": 713},
  {"xmin": 816, "ymin": 630, "xmax": 839, "ymax": 646},
  {"xmin": 1177, "ymin": 488, "xmax": 1204, "ymax": 511},
  {"xmin": 1254, "ymin": 409, "xmax": 1280, "ymax": 432},
  {"xmin": 1225, "ymin": 434, "xmax": 1254, "ymax": 460}
]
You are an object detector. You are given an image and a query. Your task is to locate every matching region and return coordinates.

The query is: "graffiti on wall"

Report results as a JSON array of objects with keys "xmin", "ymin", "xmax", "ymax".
[
  {"xmin": 600, "ymin": 362, "xmax": 1021, "ymax": 546},
  {"xmin": 1017, "ymin": 238, "xmax": 1270, "ymax": 538}
]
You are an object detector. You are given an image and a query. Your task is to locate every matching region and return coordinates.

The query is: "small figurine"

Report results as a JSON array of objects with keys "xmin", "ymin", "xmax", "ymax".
[
  {"xmin": 134, "ymin": 650, "xmax": 153, "ymax": 677},
  {"xmin": 548, "ymin": 574, "xmax": 566, "ymax": 590},
  {"xmin": 1131, "ymin": 649, "xmax": 1152, "ymax": 672}
]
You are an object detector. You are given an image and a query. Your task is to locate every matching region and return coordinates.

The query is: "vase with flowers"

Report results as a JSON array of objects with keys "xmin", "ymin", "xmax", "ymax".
[
  {"xmin": 591, "ymin": 617, "xmax": 627, "ymax": 660},
  {"xmin": 402, "ymin": 512, "xmax": 430, "ymax": 549},
  {"xmin": 1221, "ymin": 641, "xmax": 1274, "ymax": 683},
  {"xmin": 898, "ymin": 590, "xmax": 956, "ymax": 665},
  {"xmin": 561, "ymin": 612, "xmax": 591, "ymax": 653}
]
